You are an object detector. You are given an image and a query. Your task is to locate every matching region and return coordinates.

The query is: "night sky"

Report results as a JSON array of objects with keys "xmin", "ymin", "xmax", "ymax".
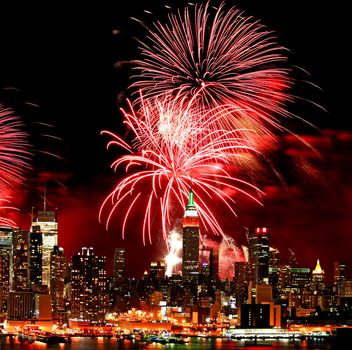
[{"xmin": 0, "ymin": 1, "xmax": 350, "ymax": 281}]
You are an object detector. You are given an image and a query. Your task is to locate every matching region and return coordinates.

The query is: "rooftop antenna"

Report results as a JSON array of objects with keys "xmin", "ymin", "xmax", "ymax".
[{"xmin": 44, "ymin": 182, "xmax": 47, "ymax": 212}]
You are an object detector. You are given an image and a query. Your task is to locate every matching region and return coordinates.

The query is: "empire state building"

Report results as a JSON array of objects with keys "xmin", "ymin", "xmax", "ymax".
[{"xmin": 182, "ymin": 190, "xmax": 199, "ymax": 281}]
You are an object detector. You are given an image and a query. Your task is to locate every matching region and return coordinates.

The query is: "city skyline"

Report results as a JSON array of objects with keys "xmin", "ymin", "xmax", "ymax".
[{"xmin": 0, "ymin": 0, "xmax": 351, "ymax": 281}]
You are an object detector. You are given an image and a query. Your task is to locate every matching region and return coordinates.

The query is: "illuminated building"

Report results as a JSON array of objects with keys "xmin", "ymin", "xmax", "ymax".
[
  {"xmin": 29, "ymin": 231, "xmax": 42, "ymax": 287},
  {"xmin": 150, "ymin": 261, "xmax": 165, "ymax": 280},
  {"xmin": 12, "ymin": 229, "xmax": 30, "ymax": 291},
  {"xmin": 7, "ymin": 291, "xmax": 34, "ymax": 320},
  {"xmin": 113, "ymin": 247, "xmax": 126, "ymax": 284},
  {"xmin": 334, "ymin": 261, "xmax": 346, "ymax": 285},
  {"xmin": 182, "ymin": 189, "xmax": 199, "ymax": 281},
  {"xmin": 50, "ymin": 246, "xmax": 66, "ymax": 322},
  {"xmin": 31, "ymin": 209, "xmax": 58, "ymax": 287},
  {"xmin": 256, "ymin": 284, "xmax": 273, "ymax": 304},
  {"xmin": 269, "ymin": 247, "xmax": 280, "ymax": 268},
  {"xmin": 240, "ymin": 303, "xmax": 270, "ymax": 328},
  {"xmin": 290, "ymin": 267, "xmax": 311, "ymax": 288},
  {"xmin": 312, "ymin": 258, "xmax": 325, "ymax": 284},
  {"xmin": 248, "ymin": 227, "xmax": 269, "ymax": 284},
  {"xmin": 69, "ymin": 247, "xmax": 108, "ymax": 322},
  {"xmin": 0, "ymin": 226, "xmax": 13, "ymax": 313},
  {"xmin": 234, "ymin": 261, "xmax": 249, "ymax": 305}
]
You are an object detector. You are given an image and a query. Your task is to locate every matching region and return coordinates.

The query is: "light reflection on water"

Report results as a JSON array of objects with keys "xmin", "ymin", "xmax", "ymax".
[{"xmin": 0, "ymin": 336, "xmax": 340, "ymax": 350}]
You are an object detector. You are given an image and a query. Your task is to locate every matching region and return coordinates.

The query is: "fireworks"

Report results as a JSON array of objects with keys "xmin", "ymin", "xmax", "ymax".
[
  {"xmin": 132, "ymin": 1, "xmax": 292, "ymax": 138},
  {"xmin": 0, "ymin": 106, "xmax": 31, "ymax": 197},
  {"xmin": 165, "ymin": 229, "xmax": 182, "ymax": 277},
  {"xmin": 100, "ymin": 95, "xmax": 262, "ymax": 243}
]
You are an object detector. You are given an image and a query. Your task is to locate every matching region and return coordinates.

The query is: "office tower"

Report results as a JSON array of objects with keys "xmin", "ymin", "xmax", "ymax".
[
  {"xmin": 69, "ymin": 247, "xmax": 108, "ymax": 322},
  {"xmin": 334, "ymin": 262, "xmax": 346, "ymax": 285},
  {"xmin": 29, "ymin": 231, "xmax": 42, "ymax": 287},
  {"xmin": 7, "ymin": 291, "xmax": 34, "ymax": 320},
  {"xmin": 269, "ymin": 247, "xmax": 280, "ymax": 268},
  {"xmin": 31, "ymin": 208, "xmax": 58, "ymax": 287},
  {"xmin": 234, "ymin": 261, "xmax": 249, "ymax": 305},
  {"xmin": 150, "ymin": 261, "xmax": 165, "ymax": 280},
  {"xmin": 290, "ymin": 267, "xmax": 311, "ymax": 288},
  {"xmin": 209, "ymin": 248, "xmax": 219, "ymax": 282},
  {"xmin": 50, "ymin": 246, "xmax": 66, "ymax": 322},
  {"xmin": 256, "ymin": 284, "xmax": 273, "ymax": 304},
  {"xmin": 312, "ymin": 258, "xmax": 325, "ymax": 284},
  {"xmin": 113, "ymin": 247, "xmax": 126, "ymax": 285},
  {"xmin": 182, "ymin": 190, "xmax": 200, "ymax": 281},
  {"xmin": 12, "ymin": 229, "xmax": 30, "ymax": 291},
  {"xmin": 248, "ymin": 227, "xmax": 269, "ymax": 284},
  {"xmin": 0, "ymin": 226, "xmax": 13, "ymax": 312}
]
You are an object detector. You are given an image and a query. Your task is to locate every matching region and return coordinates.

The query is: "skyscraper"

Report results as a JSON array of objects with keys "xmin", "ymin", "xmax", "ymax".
[
  {"xmin": 248, "ymin": 227, "xmax": 269, "ymax": 284},
  {"xmin": 50, "ymin": 246, "xmax": 66, "ymax": 322},
  {"xmin": 334, "ymin": 262, "xmax": 346, "ymax": 285},
  {"xmin": 29, "ymin": 231, "xmax": 43, "ymax": 287},
  {"xmin": 112, "ymin": 247, "xmax": 126, "ymax": 285},
  {"xmin": 69, "ymin": 247, "xmax": 108, "ymax": 322},
  {"xmin": 12, "ymin": 229, "xmax": 30, "ymax": 291},
  {"xmin": 0, "ymin": 226, "xmax": 13, "ymax": 312},
  {"xmin": 182, "ymin": 190, "xmax": 199, "ymax": 281},
  {"xmin": 31, "ymin": 209, "xmax": 58, "ymax": 287}
]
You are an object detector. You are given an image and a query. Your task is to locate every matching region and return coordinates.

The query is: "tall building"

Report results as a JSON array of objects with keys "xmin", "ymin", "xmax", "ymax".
[
  {"xmin": 29, "ymin": 231, "xmax": 43, "ymax": 288},
  {"xmin": 150, "ymin": 261, "xmax": 165, "ymax": 280},
  {"xmin": 31, "ymin": 209, "xmax": 58, "ymax": 287},
  {"xmin": 209, "ymin": 248, "xmax": 219, "ymax": 282},
  {"xmin": 234, "ymin": 261, "xmax": 249, "ymax": 305},
  {"xmin": 69, "ymin": 247, "xmax": 108, "ymax": 322},
  {"xmin": 182, "ymin": 190, "xmax": 200, "ymax": 281},
  {"xmin": 50, "ymin": 246, "xmax": 66, "ymax": 322},
  {"xmin": 12, "ymin": 229, "xmax": 30, "ymax": 291},
  {"xmin": 0, "ymin": 226, "xmax": 13, "ymax": 312},
  {"xmin": 248, "ymin": 227, "xmax": 269, "ymax": 284},
  {"xmin": 334, "ymin": 262, "xmax": 346, "ymax": 285},
  {"xmin": 312, "ymin": 259, "xmax": 325, "ymax": 284},
  {"xmin": 112, "ymin": 247, "xmax": 126, "ymax": 285}
]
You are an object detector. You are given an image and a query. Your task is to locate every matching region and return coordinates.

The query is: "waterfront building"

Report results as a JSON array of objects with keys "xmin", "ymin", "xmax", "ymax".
[
  {"xmin": 0, "ymin": 226, "xmax": 13, "ymax": 313},
  {"xmin": 50, "ymin": 246, "xmax": 66, "ymax": 322},
  {"xmin": 69, "ymin": 247, "xmax": 108, "ymax": 322}
]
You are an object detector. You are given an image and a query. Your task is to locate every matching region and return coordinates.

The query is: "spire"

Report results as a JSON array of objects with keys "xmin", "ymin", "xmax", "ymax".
[
  {"xmin": 313, "ymin": 258, "xmax": 323, "ymax": 274},
  {"xmin": 184, "ymin": 189, "xmax": 198, "ymax": 219},
  {"xmin": 187, "ymin": 189, "xmax": 195, "ymax": 208},
  {"xmin": 43, "ymin": 182, "xmax": 47, "ymax": 212}
]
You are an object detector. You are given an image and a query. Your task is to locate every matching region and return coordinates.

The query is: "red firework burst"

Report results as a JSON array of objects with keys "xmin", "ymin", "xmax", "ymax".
[
  {"xmin": 0, "ymin": 105, "xmax": 31, "ymax": 197},
  {"xmin": 132, "ymin": 1, "xmax": 293, "ymax": 138},
  {"xmin": 100, "ymin": 95, "xmax": 263, "ymax": 244}
]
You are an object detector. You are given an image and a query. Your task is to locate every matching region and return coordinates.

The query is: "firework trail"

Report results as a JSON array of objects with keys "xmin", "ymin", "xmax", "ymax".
[
  {"xmin": 0, "ymin": 197, "xmax": 20, "ymax": 226},
  {"xmin": 100, "ymin": 94, "xmax": 263, "ymax": 244},
  {"xmin": 0, "ymin": 105, "xmax": 31, "ymax": 197},
  {"xmin": 132, "ymin": 1, "xmax": 293, "ymax": 140}
]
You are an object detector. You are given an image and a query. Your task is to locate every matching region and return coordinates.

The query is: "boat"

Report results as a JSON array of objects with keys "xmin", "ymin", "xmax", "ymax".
[{"xmin": 36, "ymin": 333, "xmax": 69, "ymax": 344}]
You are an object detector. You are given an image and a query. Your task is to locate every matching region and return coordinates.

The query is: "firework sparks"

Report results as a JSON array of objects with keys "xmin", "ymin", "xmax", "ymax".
[
  {"xmin": 0, "ymin": 106, "xmax": 31, "ymax": 197},
  {"xmin": 100, "ymin": 95, "xmax": 263, "ymax": 244},
  {"xmin": 132, "ymin": 1, "xmax": 293, "ymax": 139},
  {"xmin": 165, "ymin": 229, "xmax": 182, "ymax": 277}
]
